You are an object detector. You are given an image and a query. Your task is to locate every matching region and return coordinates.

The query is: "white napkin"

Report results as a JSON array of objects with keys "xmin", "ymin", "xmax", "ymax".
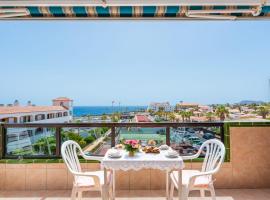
[
  {"xmin": 167, "ymin": 150, "xmax": 178, "ymax": 156},
  {"xmin": 108, "ymin": 149, "xmax": 121, "ymax": 157},
  {"xmin": 159, "ymin": 144, "xmax": 169, "ymax": 150}
]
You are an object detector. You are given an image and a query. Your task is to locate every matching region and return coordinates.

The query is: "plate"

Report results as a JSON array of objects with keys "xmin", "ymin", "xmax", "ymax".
[
  {"xmin": 108, "ymin": 154, "xmax": 122, "ymax": 158},
  {"xmin": 165, "ymin": 154, "xmax": 179, "ymax": 158},
  {"xmin": 159, "ymin": 145, "xmax": 169, "ymax": 150}
]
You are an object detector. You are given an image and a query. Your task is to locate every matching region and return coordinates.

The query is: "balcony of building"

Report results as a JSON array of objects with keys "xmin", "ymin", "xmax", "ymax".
[{"xmin": 0, "ymin": 122, "xmax": 269, "ymax": 199}]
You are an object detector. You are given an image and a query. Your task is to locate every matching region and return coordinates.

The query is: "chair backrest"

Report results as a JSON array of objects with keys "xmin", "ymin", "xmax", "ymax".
[
  {"xmin": 200, "ymin": 139, "xmax": 225, "ymax": 173},
  {"xmin": 61, "ymin": 140, "xmax": 82, "ymax": 174}
]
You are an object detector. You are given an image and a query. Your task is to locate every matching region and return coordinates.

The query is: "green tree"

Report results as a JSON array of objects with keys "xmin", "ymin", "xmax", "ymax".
[
  {"xmin": 206, "ymin": 112, "xmax": 215, "ymax": 121},
  {"xmin": 111, "ymin": 112, "xmax": 121, "ymax": 122},
  {"xmin": 185, "ymin": 111, "xmax": 193, "ymax": 122},
  {"xmin": 156, "ymin": 107, "xmax": 165, "ymax": 119},
  {"xmin": 155, "ymin": 110, "xmax": 163, "ymax": 119},
  {"xmin": 147, "ymin": 109, "xmax": 155, "ymax": 115},
  {"xmin": 62, "ymin": 131, "xmax": 86, "ymax": 147},
  {"xmin": 257, "ymin": 106, "xmax": 269, "ymax": 119},
  {"xmin": 215, "ymin": 105, "xmax": 229, "ymax": 121},
  {"xmin": 84, "ymin": 135, "xmax": 95, "ymax": 144},
  {"xmin": 248, "ymin": 103, "xmax": 258, "ymax": 111},
  {"xmin": 101, "ymin": 114, "xmax": 107, "ymax": 120},
  {"xmin": 168, "ymin": 112, "xmax": 176, "ymax": 122},
  {"xmin": 33, "ymin": 136, "xmax": 56, "ymax": 155},
  {"xmin": 179, "ymin": 111, "xmax": 187, "ymax": 122}
]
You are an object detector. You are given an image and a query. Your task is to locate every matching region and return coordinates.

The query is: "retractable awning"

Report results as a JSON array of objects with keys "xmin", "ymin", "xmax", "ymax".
[{"xmin": 0, "ymin": 0, "xmax": 270, "ymax": 20}]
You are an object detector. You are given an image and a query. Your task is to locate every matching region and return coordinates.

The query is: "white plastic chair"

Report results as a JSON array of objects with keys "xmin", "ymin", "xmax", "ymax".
[
  {"xmin": 61, "ymin": 140, "xmax": 113, "ymax": 200},
  {"xmin": 169, "ymin": 139, "xmax": 225, "ymax": 200}
]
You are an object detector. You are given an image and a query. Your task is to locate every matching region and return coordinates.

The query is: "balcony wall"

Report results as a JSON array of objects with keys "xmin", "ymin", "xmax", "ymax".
[{"xmin": 0, "ymin": 125, "xmax": 270, "ymax": 190}]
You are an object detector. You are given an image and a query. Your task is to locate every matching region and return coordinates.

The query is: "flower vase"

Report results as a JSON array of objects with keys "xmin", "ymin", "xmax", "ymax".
[{"xmin": 128, "ymin": 151, "xmax": 135, "ymax": 157}]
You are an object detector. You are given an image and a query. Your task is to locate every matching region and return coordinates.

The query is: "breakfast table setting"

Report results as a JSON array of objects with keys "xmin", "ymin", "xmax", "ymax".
[{"xmin": 101, "ymin": 140, "xmax": 185, "ymax": 200}]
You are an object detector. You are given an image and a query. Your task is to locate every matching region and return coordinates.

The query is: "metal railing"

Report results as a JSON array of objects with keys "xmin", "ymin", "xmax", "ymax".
[{"xmin": 0, "ymin": 122, "xmax": 224, "ymax": 159}]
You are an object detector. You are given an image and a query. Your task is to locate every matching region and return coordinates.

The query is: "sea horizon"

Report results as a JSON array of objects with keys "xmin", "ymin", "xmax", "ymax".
[{"xmin": 73, "ymin": 106, "xmax": 147, "ymax": 117}]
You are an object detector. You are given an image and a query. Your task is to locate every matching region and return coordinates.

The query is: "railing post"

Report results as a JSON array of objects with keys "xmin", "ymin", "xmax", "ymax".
[
  {"xmin": 56, "ymin": 127, "xmax": 61, "ymax": 157},
  {"xmin": 166, "ymin": 126, "xmax": 170, "ymax": 146},
  {"xmin": 0, "ymin": 124, "xmax": 6, "ymax": 159},
  {"xmin": 0, "ymin": 124, "xmax": 3, "ymax": 159},
  {"xmin": 220, "ymin": 124, "xmax": 225, "ymax": 143},
  {"xmin": 111, "ymin": 127, "xmax": 115, "ymax": 147}
]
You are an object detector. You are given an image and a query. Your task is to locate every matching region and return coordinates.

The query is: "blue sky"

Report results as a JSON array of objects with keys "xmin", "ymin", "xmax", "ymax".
[{"xmin": 0, "ymin": 21, "xmax": 270, "ymax": 106}]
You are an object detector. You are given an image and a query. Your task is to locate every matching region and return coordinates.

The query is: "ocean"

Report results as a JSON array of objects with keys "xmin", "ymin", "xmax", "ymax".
[{"xmin": 73, "ymin": 106, "xmax": 147, "ymax": 117}]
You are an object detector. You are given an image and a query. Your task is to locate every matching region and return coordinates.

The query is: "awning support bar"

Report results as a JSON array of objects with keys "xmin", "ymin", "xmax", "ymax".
[
  {"xmin": 0, "ymin": 8, "xmax": 30, "ymax": 18},
  {"xmin": 185, "ymin": 5, "xmax": 263, "ymax": 20}
]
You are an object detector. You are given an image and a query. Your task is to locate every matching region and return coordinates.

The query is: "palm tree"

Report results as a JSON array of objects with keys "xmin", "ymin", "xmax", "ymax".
[
  {"xmin": 215, "ymin": 105, "xmax": 229, "ymax": 121},
  {"xmin": 178, "ymin": 111, "xmax": 193, "ymax": 122},
  {"xmin": 185, "ymin": 111, "xmax": 193, "ymax": 122},
  {"xmin": 206, "ymin": 112, "xmax": 215, "ymax": 121},
  {"xmin": 168, "ymin": 112, "xmax": 176, "ymax": 122},
  {"xmin": 148, "ymin": 109, "xmax": 154, "ymax": 115},
  {"xmin": 179, "ymin": 111, "xmax": 186, "ymax": 122},
  {"xmin": 156, "ymin": 110, "xmax": 163, "ymax": 119},
  {"xmin": 257, "ymin": 106, "xmax": 269, "ymax": 119},
  {"xmin": 101, "ymin": 114, "xmax": 107, "ymax": 120}
]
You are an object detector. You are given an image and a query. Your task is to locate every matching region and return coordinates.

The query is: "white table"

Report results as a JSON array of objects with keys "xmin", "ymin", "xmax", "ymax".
[{"xmin": 102, "ymin": 149, "xmax": 185, "ymax": 200}]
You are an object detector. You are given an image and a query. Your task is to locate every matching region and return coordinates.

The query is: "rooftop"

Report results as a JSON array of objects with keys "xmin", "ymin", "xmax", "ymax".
[
  {"xmin": 0, "ymin": 106, "xmax": 67, "ymax": 115},
  {"xmin": 52, "ymin": 97, "xmax": 73, "ymax": 101},
  {"xmin": 177, "ymin": 102, "xmax": 199, "ymax": 106}
]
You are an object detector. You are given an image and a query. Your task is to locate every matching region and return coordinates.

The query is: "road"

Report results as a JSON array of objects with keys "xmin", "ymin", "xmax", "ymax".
[{"xmin": 82, "ymin": 129, "xmax": 112, "ymax": 152}]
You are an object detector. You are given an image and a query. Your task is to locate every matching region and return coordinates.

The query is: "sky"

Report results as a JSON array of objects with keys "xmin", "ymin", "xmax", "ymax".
[{"xmin": 0, "ymin": 20, "xmax": 270, "ymax": 106}]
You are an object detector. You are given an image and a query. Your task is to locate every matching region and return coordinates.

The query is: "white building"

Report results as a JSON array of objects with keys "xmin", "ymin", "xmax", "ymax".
[
  {"xmin": 0, "ymin": 97, "xmax": 73, "ymax": 123},
  {"xmin": 148, "ymin": 102, "xmax": 174, "ymax": 112},
  {"xmin": 1, "ymin": 97, "xmax": 73, "ymax": 155}
]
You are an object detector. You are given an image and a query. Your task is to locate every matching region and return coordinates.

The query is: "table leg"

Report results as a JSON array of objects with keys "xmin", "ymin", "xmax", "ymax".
[
  {"xmin": 166, "ymin": 170, "xmax": 170, "ymax": 200},
  {"xmin": 178, "ymin": 169, "xmax": 183, "ymax": 200},
  {"xmin": 113, "ymin": 170, "xmax": 116, "ymax": 200},
  {"xmin": 104, "ymin": 168, "xmax": 108, "ymax": 200}
]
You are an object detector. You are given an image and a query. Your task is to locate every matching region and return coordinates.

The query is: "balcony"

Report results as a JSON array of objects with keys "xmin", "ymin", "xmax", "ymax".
[{"xmin": 0, "ymin": 122, "xmax": 270, "ymax": 199}]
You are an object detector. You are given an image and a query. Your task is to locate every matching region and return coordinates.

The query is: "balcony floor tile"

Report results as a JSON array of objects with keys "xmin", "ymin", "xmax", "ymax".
[{"xmin": 0, "ymin": 189, "xmax": 269, "ymax": 200}]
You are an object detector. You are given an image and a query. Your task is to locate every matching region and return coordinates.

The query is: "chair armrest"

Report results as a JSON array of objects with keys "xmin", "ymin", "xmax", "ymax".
[
  {"xmin": 79, "ymin": 148, "xmax": 104, "ymax": 162},
  {"xmin": 182, "ymin": 149, "xmax": 202, "ymax": 160},
  {"xmin": 191, "ymin": 170, "xmax": 215, "ymax": 178},
  {"xmin": 81, "ymin": 153, "xmax": 104, "ymax": 162},
  {"xmin": 182, "ymin": 153, "xmax": 200, "ymax": 160},
  {"xmin": 73, "ymin": 171, "xmax": 101, "ymax": 187},
  {"xmin": 182, "ymin": 143, "xmax": 205, "ymax": 160}
]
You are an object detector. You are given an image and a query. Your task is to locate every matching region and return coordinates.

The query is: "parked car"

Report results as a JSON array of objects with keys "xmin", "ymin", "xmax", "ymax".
[{"xmin": 203, "ymin": 133, "xmax": 215, "ymax": 140}]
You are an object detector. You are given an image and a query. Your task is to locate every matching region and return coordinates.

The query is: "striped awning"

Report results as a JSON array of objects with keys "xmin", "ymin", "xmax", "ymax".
[{"xmin": 1, "ymin": 0, "xmax": 270, "ymax": 20}]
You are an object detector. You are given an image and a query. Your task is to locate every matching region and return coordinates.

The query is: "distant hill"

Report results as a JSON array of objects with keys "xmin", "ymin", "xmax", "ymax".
[{"xmin": 238, "ymin": 100, "xmax": 265, "ymax": 105}]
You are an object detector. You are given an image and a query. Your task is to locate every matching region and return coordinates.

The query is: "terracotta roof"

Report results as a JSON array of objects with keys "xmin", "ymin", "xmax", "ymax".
[
  {"xmin": 177, "ymin": 102, "xmax": 199, "ymax": 106},
  {"xmin": 52, "ymin": 97, "xmax": 72, "ymax": 101},
  {"xmin": 0, "ymin": 106, "xmax": 67, "ymax": 115}
]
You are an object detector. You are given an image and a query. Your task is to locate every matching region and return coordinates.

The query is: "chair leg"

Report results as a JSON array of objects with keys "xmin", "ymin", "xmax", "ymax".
[
  {"xmin": 200, "ymin": 189, "xmax": 205, "ymax": 197},
  {"xmin": 78, "ymin": 191, "xmax": 82, "ymax": 200},
  {"xmin": 109, "ymin": 183, "xmax": 113, "ymax": 200},
  {"xmin": 101, "ymin": 185, "xmax": 108, "ymax": 200},
  {"xmin": 71, "ymin": 186, "xmax": 77, "ymax": 200},
  {"xmin": 209, "ymin": 184, "xmax": 216, "ymax": 200},
  {"xmin": 169, "ymin": 181, "xmax": 174, "ymax": 200},
  {"xmin": 182, "ymin": 187, "xmax": 189, "ymax": 200}
]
